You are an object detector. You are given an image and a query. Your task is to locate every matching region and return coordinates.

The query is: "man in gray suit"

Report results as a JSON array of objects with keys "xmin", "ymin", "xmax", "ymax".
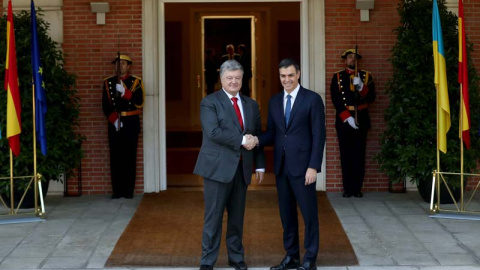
[{"xmin": 194, "ymin": 60, "xmax": 265, "ymax": 270}]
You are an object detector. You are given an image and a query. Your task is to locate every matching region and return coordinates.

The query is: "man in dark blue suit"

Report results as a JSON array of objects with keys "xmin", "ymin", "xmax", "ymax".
[{"xmin": 253, "ymin": 58, "xmax": 326, "ymax": 270}]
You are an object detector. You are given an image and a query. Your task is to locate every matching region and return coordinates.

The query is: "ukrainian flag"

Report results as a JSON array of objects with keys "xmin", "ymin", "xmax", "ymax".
[{"xmin": 432, "ymin": 0, "xmax": 450, "ymax": 153}]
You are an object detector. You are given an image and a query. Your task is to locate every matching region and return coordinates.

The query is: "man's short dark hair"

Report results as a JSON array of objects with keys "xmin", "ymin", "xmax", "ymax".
[{"xmin": 278, "ymin": 58, "xmax": 300, "ymax": 72}]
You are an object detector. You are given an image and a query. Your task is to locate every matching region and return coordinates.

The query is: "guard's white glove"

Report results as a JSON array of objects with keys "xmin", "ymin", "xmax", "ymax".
[
  {"xmin": 353, "ymin": 73, "xmax": 364, "ymax": 91},
  {"xmin": 114, "ymin": 119, "xmax": 123, "ymax": 129},
  {"xmin": 345, "ymin": 116, "xmax": 358, "ymax": 129},
  {"xmin": 116, "ymin": 83, "xmax": 126, "ymax": 97}
]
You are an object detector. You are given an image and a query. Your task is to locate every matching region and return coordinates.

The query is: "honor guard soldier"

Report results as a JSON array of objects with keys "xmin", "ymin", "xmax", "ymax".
[
  {"xmin": 102, "ymin": 54, "xmax": 145, "ymax": 199},
  {"xmin": 330, "ymin": 49, "xmax": 376, "ymax": 198}
]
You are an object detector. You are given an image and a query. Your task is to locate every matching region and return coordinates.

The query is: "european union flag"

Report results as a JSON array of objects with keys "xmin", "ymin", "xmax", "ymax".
[{"xmin": 31, "ymin": 0, "xmax": 47, "ymax": 155}]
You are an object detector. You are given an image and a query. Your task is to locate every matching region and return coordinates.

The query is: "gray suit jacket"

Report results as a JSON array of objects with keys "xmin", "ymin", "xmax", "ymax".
[{"xmin": 194, "ymin": 90, "xmax": 265, "ymax": 184}]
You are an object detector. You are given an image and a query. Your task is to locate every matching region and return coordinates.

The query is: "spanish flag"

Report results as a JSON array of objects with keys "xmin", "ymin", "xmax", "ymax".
[
  {"xmin": 4, "ymin": 0, "xmax": 21, "ymax": 156},
  {"xmin": 432, "ymin": 0, "xmax": 450, "ymax": 153},
  {"xmin": 458, "ymin": 0, "xmax": 470, "ymax": 149}
]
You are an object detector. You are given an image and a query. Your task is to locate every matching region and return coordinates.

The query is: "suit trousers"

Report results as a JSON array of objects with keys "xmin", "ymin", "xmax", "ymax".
[
  {"xmin": 276, "ymin": 159, "xmax": 319, "ymax": 263},
  {"xmin": 201, "ymin": 162, "xmax": 247, "ymax": 266}
]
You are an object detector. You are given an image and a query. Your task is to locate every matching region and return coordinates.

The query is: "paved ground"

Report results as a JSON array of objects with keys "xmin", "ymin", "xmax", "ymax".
[{"xmin": 0, "ymin": 190, "xmax": 479, "ymax": 270}]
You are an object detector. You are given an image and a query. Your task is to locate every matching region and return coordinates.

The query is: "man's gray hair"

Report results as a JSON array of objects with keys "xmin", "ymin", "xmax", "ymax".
[{"xmin": 219, "ymin": 60, "xmax": 244, "ymax": 77}]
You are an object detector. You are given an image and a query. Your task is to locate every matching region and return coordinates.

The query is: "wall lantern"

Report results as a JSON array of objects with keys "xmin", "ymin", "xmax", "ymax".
[
  {"xmin": 356, "ymin": 0, "xmax": 374, "ymax": 22},
  {"xmin": 90, "ymin": 2, "xmax": 110, "ymax": 25}
]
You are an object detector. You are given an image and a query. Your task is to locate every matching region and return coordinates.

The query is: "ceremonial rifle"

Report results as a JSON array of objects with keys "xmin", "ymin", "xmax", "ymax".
[
  {"xmin": 115, "ymin": 50, "xmax": 122, "ymax": 132},
  {"xmin": 354, "ymin": 44, "xmax": 359, "ymax": 125}
]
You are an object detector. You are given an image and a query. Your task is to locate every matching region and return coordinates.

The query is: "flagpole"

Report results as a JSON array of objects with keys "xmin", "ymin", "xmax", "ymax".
[
  {"xmin": 436, "ymin": 84, "xmax": 440, "ymax": 208},
  {"xmin": 32, "ymin": 82, "xmax": 39, "ymax": 215},
  {"xmin": 434, "ymin": 1, "xmax": 441, "ymax": 210},
  {"xmin": 9, "ymin": 150, "xmax": 14, "ymax": 215},
  {"xmin": 460, "ymin": 84, "xmax": 464, "ymax": 211},
  {"xmin": 458, "ymin": 0, "xmax": 466, "ymax": 212}
]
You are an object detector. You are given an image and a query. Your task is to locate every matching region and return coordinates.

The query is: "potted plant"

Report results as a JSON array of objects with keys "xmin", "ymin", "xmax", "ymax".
[
  {"xmin": 375, "ymin": 0, "xmax": 480, "ymax": 203},
  {"xmin": 0, "ymin": 10, "xmax": 84, "ymax": 208}
]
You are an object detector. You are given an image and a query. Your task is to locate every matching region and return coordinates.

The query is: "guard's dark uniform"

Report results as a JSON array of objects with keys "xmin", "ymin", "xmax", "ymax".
[
  {"xmin": 330, "ymin": 68, "xmax": 375, "ymax": 196},
  {"xmin": 102, "ymin": 74, "xmax": 144, "ymax": 198}
]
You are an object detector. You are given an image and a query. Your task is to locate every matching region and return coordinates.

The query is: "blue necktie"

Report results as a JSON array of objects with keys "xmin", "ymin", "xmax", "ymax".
[{"xmin": 285, "ymin": 94, "xmax": 292, "ymax": 126}]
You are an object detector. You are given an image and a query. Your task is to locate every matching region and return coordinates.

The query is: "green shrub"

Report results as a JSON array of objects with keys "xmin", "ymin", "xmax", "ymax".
[
  {"xmin": 0, "ymin": 10, "xmax": 84, "ymax": 192},
  {"xmin": 375, "ymin": 0, "xmax": 480, "ymax": 187}
]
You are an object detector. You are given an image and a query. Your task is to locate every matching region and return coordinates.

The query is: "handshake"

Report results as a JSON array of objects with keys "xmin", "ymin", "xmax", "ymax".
[{"xmin": 243, "ymin": 134, "xmax": 259, "ymax": 150}]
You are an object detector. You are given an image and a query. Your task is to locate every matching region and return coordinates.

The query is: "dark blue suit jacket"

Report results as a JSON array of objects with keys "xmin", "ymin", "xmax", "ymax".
[{"xmin": 259, "ymin": 86, "xmax": 326, "ymax": 177}]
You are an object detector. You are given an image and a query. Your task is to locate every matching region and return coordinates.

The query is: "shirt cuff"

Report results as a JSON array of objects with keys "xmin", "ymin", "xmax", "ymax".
[
  {"xmin": 242, "ymin": 135, "xmax": 247, "ymax": 145},
  {"xmin": 256, "ymin": 168, "xmax": 265, "ymax": 172},
  {"xmin": 122, "ymin": 89, "xmax": 132, "ymax": 100},
  {"xmin": 108, "ymin": 112, "xmax": 118, "ymax": 124},
  {"xmin": 361, "ymin": 86, "xmax": 369, "ymax": 97},
  {"xmin": 339, "ymin": 110, "xmax": 351, "ymax": 122}
]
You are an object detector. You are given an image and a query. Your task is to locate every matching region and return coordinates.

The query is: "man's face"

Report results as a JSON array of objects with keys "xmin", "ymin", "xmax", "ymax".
[
  {"xmin": 279, "ymin": 65, "xmax": 300, "ymax": 93},
  {"xmin": 345, "ymin": 54, "xmax": 357, "ymax": 70},
  {"xmin": 117, "ymin": 60, "xmax": 130, "ymax": 76},
  {"xmin": 221, "ymin": 69, "xmax": 243, "ymax": 96}
]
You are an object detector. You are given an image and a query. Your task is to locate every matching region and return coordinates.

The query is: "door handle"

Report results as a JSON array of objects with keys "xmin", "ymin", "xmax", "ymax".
[{"xmin": 197, "ymin": 75, "xmax": 201, "ymax": 88}]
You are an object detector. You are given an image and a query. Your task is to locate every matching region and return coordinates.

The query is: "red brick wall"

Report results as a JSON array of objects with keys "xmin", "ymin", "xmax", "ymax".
[
  {"xmin": 63, "ymin": 0, "xmax": 144, "ymax": 195},
  {"xmin": 324, "ymin": 0, "xmax": 399, "ymax": 192},
  {"xmin": 60, "ymin": 0, "xmax": 480, "ymax": 194},
  {"xmin": 325, "ymin": 0, "xmax": 480, "ymax": 192}
]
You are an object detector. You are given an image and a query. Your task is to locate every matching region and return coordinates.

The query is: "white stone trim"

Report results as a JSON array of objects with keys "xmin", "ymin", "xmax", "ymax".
[
  {"xmin": 3, "ymin": 0, "xmax": 63, "ymax": 45},
  {"xmin": 142, "ymin": 0, "xmax": 326, "ymax": 191},
  {"xmin": 308, "ymin": 0, "xmax": 326, "ymax": 191},
  {"xmin": 3, "ymin": 0, "xmax": 63, "ymax": 8}
]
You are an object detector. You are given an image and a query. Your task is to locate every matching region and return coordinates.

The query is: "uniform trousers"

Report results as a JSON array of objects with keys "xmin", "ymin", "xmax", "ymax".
[
  {"xmin": 335, "ymin": 117, "xmax": 368, "ymax": 195},
  {"xmin": 108, "ymin": 115, "xmax": 140, "ymax": 197}
]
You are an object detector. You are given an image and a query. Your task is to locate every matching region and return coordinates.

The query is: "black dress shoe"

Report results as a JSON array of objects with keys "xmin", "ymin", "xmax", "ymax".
[
  {"xmin": 271, "ymin": 256, "xmax": 300, "ymax": 270},
  {"xmin": 124, "ymin": 194, "xmax": 133, "ymax": 199},
  {"xmin": 200, "ymin": 265, "xmax": 213, "ymax": 270},
  {"xmin": 353, "ymin": 192, "xmax": 363, "ymax": 198},
  {"xmin": 228, "ymin": 260, "xmax": 247, "ymax": 270},
  {"xmin": 342, "ymin": 192, "xmax": 352, "ymax": 198},
  {"xmin": 297, "ymin": 261, "xmax": 316, "ymax": 270},
  {"xmin": 111, "ymin": 194, "xmax": 121, "ymax": 199}
]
